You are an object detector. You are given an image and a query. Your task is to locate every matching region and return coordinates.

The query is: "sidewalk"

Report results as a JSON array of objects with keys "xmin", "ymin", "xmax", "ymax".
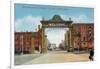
[
  {"xmin": 15, "ymin": 54, "xmax": 43, "ymax": 65},
  {"xmin": 24, "ymin": 53, "xmax": 90, "ymax": 65}
]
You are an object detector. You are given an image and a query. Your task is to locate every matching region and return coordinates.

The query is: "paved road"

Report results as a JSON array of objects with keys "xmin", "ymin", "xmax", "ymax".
[{"xmin": 24, "ymin": 51, "xmax": 90, "ymax": 65}]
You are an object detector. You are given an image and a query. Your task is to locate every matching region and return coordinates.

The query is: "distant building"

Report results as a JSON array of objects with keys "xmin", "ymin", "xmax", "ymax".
[
  {"xmin": 48, "ymin": 43, "xmax": 56, "ymax": 51},
  {"xmin": 59, "ymin": 40, "xmax": 66, "ymax": 50}
]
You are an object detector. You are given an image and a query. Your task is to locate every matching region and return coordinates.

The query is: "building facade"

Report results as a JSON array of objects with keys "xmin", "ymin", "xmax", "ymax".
[
  {"xmin": 72, "ymin": 23, "xmax": 94, "ymax": 50},
  {"xmin": 15, "ymin": 31, "xmax": 42, "ymax": 54},
  {"xmin": 15, "ymin": 32, "xmax": 32, "ymax": 54}
]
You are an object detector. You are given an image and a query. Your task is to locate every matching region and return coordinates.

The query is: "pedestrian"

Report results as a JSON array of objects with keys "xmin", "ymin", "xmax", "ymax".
[{"xmin": 89, "ymin": 49, "xmax": 94, "ymax": 61}]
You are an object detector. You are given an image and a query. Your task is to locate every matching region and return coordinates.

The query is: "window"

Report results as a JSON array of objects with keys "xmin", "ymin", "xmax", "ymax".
[
  {"xmin": 83, "ymin": 37, "xmax": 85, "ymax": 41},
  {"xmin": 90, "ymin": 38, "xmax": 92, "ymax": 41},
  {"xmin": 77, "ymin": 43, "xmax": 79, "ymax": 45},
  {"xmin": 89, "ymin": 26, "xmax": 91, "ymax": 29},
  {"xmin": 83, "ymin": 43, "xmax": 86, "ymax": 45},
  {"xmin": 89, "ymin": 33, "xmax": 92, "ymax": 37}
]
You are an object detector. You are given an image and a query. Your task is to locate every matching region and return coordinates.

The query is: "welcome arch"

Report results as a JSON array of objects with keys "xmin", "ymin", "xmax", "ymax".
[{"xmin": 40, "ymin": 15, "xmax": 73, "ymax": 53}]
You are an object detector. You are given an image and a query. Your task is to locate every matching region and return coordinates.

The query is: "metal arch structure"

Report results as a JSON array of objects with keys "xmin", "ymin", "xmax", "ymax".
[{"xmin": 40, "ymin": 15, "xmax": 73, "ymax": 53}]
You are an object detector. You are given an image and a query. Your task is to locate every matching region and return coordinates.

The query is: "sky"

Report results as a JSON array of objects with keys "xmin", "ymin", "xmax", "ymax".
[{"xmin": 14, "ymin": 3, "xmax": 94, "ymax": 46}]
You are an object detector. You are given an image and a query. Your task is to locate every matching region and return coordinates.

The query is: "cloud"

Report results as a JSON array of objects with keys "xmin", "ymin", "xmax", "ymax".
[
  {"xmin": 61, "ymin": 14, "xmax": 94, "ymax": 23},
  {"xmin": 15, "ymin": 16, "xmax": 42, "ymax": 32}
]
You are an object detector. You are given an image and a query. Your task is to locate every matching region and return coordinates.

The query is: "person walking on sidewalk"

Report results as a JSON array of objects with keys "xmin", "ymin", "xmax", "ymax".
[{"xmin": 89, "ymin": 49, "xmax": 94, "ymax": 61}]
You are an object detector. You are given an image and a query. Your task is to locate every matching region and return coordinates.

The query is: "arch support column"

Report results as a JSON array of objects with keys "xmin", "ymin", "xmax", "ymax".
[
  {"xmin": 41, "ymin": 28, "xmax": 47, "ymax": 53},
  {"xmin": 68, "ymin": 27, "xmax": 73, "ymax": 52},
  {"xmin": 31, "ymin": 37, "xmax": 35, "ymax": 53}
]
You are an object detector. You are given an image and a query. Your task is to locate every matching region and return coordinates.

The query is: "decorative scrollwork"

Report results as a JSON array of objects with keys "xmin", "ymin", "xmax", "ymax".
[{"xmin": 49, "ymin": 15, "xmax": 64, "ymax": 22}]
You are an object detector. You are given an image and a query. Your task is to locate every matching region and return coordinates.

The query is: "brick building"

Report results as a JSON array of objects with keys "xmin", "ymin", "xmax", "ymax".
[
  {"xmin": 72, "ymin": 23, "xmax": 94, "ymax": 50},
  {"xmin": 15, "ymin": 32, "xmax": 32, "ymax": 54},
  {"xmin": 32, "ymin": 31, "xmax": 42, "ymax": 52},
  {"xmin": 15, "ymin": 31, "xmax": 42, "ymax": 54}
]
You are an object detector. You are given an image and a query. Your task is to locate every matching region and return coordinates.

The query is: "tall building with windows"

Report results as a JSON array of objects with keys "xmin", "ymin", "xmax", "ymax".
[
  {"xmin": 72, "ymin": 23, "xmax": 94, "ymax": 50},
  {"xmin": 15, "ymin": 32, "xmax": 32, "ymax": 54},
  {"xmin": 15, "ymin": 32, "xmax": 22, "ymax": 54},
  {"xmin": 15, "ymin": 31, "xmax": 42, "ymax": 54}
]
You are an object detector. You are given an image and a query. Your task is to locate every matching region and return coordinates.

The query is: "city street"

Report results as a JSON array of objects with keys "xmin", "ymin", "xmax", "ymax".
[{"xmin": 15, "ymin": 51, "xmax": 90, "ymax": 65}]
